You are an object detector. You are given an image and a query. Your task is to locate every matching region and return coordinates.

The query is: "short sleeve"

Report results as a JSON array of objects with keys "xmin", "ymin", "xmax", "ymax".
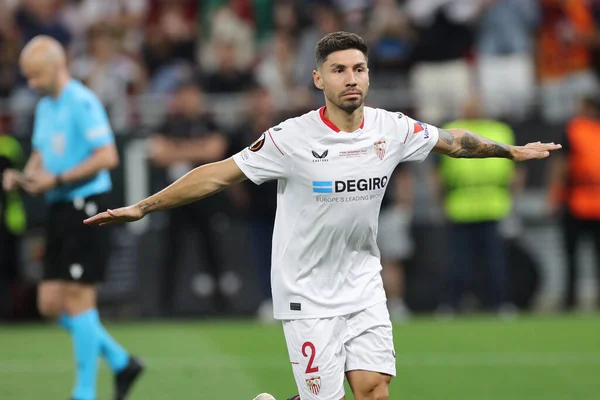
[
  {"xmin": 398, "ymin": 114, "xmax": 439, "ymax": 163},
  {"xmin": 232, "ymin": 129, "xmax": 287, "ymax": 185},
  {"xmin": 76, "ymin": 96, "xmax": 114, "ymax": 148}
]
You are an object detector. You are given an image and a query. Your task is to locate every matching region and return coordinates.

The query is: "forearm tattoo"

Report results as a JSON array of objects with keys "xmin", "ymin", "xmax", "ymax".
[
  {"xmin": 442, "ymin": 129, "xmax": 513, "ymax": 159},
  {"xmin": 439, "ymin": 129, "xmax": 455, "ymax": 146},
  {"xmin": 138, "ymin": 199, "xmax": 164, "ymax": 214}
]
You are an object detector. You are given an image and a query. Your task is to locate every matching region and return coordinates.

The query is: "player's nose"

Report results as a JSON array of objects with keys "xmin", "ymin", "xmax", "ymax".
[{"xmin": 346, "ymin": 72, "xmax": 358, "ymax": 86}]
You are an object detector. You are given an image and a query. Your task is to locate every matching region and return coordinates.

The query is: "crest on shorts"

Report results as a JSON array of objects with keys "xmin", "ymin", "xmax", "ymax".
[
  {"xmin": 374, "ymin": 140, "xmax": 386, "ymax": 160},
  {"xmin": 305, "ymin": 376, "xmax": 321, "ymax": 396}
]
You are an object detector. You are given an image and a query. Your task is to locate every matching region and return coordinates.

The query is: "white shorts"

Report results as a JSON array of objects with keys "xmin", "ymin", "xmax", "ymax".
[{"xmin": 282, "ymin": 301, "xmax": 396, "ymax": 400}]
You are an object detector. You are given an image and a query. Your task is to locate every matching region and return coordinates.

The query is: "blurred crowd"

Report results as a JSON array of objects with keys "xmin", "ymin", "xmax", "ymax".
[
  {"xmin": 2, "ymin": 0, "xmax": 600, "ymax": 130},
  {"xmin": 2, "ymin": 0, "xmax": 600, "ymax": 321}
]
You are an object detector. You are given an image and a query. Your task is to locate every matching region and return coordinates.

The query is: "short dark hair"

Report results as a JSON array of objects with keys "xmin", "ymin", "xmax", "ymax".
[{"xmin": 315, "ymin": 31, "xmax": 368, "ymax": 68}]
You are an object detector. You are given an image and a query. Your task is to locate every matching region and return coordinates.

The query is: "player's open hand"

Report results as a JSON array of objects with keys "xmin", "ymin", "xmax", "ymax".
[
  {"xmin": 510, "ymin": 142, "xmax": 562, "ymax": 162},
  {"xmin": 83, "ymin": 205, "xmax": 144, "ymax": 226}
]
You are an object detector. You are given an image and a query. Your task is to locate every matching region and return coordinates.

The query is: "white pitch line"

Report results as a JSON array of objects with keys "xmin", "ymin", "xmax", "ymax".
[{"xmin": 1, "ymin": 353, "xmax": 600, "ymax": 373}]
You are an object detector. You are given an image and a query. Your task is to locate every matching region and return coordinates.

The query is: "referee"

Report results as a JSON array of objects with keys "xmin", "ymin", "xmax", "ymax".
[{"xmin": 2, "ymin": 36, "xmax": 143, "ymax": 400}]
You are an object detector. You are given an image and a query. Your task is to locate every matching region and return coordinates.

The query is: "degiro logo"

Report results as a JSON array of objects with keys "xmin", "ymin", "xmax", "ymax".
[
  {"xmin": 312, "ymin": 177, "xmax": 388, "ymax": 194},
  {"xmin": 312, "ymin": 181, "xmax": 334, "ymax": 193}
]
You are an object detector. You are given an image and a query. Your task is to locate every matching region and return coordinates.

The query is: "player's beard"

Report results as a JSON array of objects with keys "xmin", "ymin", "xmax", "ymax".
[{"xmin": 326, "ymin": 88, "xmax": 366, "ymax": 113}]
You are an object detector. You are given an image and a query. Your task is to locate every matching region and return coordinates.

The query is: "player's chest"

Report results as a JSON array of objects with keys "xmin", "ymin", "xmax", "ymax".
[{"xmin": 291, "ymin": 134, "xmax": 397, "ymax": 179}]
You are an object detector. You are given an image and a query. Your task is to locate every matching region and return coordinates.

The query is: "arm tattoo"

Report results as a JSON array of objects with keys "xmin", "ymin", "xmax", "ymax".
[
  {"xmin": 448, "ymin": 130, "xmax": 513, "ymax": 159},
  {"xmin": 138, "ymin": 199, "xmax": 164, "ymax": 213},
  {"xmin": 439, "ymin": 129, "xmax": 455, "ymax": 146}
]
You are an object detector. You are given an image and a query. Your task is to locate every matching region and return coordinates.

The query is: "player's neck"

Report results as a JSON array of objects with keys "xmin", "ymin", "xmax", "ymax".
[{"xmin": 324, "ymin": 104, "xmax": 364, "ymax": 132}]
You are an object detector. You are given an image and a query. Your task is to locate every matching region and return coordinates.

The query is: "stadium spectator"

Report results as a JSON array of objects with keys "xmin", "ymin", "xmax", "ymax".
[
  {"xmin": 436, "ymin": 96, "xmax": 521, "ymax": 317},
  {"xmin": 377, "ymin": 164, "xmax": 415, "ymax": 322},
  {"xmin": 142, "ymin": 0, "xmax": 197, "ymax": 94},
  {"xmin": 148, "ymin": 82, "xmax": 230, "ymax": 316},
  {"xmin": 475, "ymin": 0, "xmax": 540, "ymax": 121},
  {"xmin": 199, "ymin": 3, "xmax": 255, "ymax": 85},
  {"xmin": 0, "ymin": 1, "xmax": 22, "ymax": 98},
  {"xmin": 548, "ymin": 94, "xmax": 600, "ymax": 310},
  {"xmin": 15, "ymin": 0, "xmax": 71, "ymax": 53},
  {"xmin": 537, "ymin": 0, "xmax": 600, "ymax": 123},
  {"xmin": 60, "ymin": 0, "xmax": 148, "ymax": 57},
  {"xmin": 364, "ymin": 0, "xmax": 416, "ymax": 72},
  {"xmin": 229, "ymin": 84, "xmax": 280, "ymax": 323},
  {"xmin": 405, "ymin": 0, "xmax": 478, "ymax": 125},
  {"xmin": 256, "ymin": 30, "xmax": 312, "ymax": 112},
  {"xmin": 200, "ymin": 37, "xmax": 256, "ymax": 93},
  {"xmin": 0, "ymin": 128, "xmax": 26, "ymax": 320},
  {"xmin": 295, "ymin": 5, "xmax": 343, "ymax": 88},
  {"xmin": 71, "ymin": 25, "xmax": 145, "ymax": 133}
]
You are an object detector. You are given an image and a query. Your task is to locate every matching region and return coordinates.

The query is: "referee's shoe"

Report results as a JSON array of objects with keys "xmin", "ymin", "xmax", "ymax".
[
  {"xmin": 114, "ymin": 356, "xmax": 145, "ymax": 400},
  {"xmin": 70, "ymin": 357, "xmax": 144, "ymax": 400}
]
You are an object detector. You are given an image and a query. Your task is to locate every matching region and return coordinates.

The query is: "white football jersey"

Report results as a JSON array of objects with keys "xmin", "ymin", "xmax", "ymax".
[{"xmin": 233, "ymin": 106, "xmax": 439, "ymax": 319}]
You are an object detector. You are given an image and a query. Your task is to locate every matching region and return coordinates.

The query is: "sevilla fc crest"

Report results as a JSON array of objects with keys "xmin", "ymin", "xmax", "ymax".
[
  {"xmin": 306, "ymin": 376, "xmax": 321, "ymax": 396},
  {"xmin": 374, "ymin": 140, "xmax": 386, "ymax": 160}
]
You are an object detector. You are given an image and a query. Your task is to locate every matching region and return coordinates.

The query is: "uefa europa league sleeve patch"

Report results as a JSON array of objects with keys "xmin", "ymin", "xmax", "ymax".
[{"xmin": 249, "ymin": 133, "xmax": 266, "ymax": 152}]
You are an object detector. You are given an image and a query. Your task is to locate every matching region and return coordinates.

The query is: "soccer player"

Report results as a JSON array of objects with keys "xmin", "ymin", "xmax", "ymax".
[
  {"xmin": 84, "ymin": 32, "xmax": 560, "ymax": 400},
  {"xmin": 2, "ymin": 36, "xmax": 143, "ymax": 400}
]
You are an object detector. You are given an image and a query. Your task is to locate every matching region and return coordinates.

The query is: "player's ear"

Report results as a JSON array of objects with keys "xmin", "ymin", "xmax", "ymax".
[{"xmin": 313, "ymin": 70, "xmax": 323, "ymax": 91}]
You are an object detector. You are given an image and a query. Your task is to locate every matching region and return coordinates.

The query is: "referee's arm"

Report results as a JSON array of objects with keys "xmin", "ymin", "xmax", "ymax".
[
  {"xmin": 83, "ymin": 157, "xmax": 247, "ymax": 226},
  {"xmin": 56, "ymin": 144, "xmax": 119, "ymax": 185},
  {"xmin": 2, "ymin": 151, "xmax": 42, "ymax": 191},
  {"xmin": 24, "ymin": 151, "xmax": 42, "ymax": 178},
  {"xmin": 22, "ymin": 143, "xmax": 119, "ymax": 194}
]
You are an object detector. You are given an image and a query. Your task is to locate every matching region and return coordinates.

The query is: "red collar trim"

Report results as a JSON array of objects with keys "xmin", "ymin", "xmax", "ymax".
[{"xmin": 319, "ymin": 106, "xmax": 365, "ymax": 132}]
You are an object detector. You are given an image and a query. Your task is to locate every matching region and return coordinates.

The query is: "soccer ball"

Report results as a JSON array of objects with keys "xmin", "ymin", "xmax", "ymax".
[{"xmin": 253, "ymin": 393, "xmax": 276, "ymax": 400}]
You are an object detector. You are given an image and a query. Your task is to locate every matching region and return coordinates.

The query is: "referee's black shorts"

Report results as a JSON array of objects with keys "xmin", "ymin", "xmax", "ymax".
[{"xmin": 43, "ymin": 194, "xmax": 110, "ymax": 284}]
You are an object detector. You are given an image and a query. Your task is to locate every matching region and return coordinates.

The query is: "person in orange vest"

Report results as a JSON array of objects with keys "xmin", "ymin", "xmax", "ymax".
[{"xmin": 548, "ymin": 93, "xmax": 600, "ymax": 310}]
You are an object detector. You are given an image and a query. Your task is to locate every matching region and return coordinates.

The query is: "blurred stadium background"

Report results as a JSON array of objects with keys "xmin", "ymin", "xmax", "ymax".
[{"xmin": 1, "ymin": 0, "xmax": 600, "ymax": 399}]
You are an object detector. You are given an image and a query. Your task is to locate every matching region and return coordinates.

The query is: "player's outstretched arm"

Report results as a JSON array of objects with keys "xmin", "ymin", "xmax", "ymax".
[
  {"xmin": 433, "ymin": 128, "xmax": 562, "ymax": 161},
  {"xmin": 83, "ymin": 157, "xmax": 246, "ymax": 226}
]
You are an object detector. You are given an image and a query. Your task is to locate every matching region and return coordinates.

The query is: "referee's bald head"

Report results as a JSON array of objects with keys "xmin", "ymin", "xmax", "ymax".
[{"xmin": 19, "ymin": 35, "xmax": 70, "ymax": 97}]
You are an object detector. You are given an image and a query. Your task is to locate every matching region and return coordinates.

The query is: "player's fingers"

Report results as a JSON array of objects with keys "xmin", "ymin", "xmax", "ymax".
[
  {"xmin": 99, "ymin": 220, "xmax": 118, "ymax": 226},
  {"xmin": 545, "ymin": 143, "xmax": 562, "ymax": 150},
  {"xmin": 106, "ymin": 208, "xmax": 124, "ymax": 217},
  {"xmin": 83, "ymin": 212, "xmax": 111, "ymax": 225},
  {"xmin": 526, "ymin": 143, "xmax": 561, "ymax": 152}
]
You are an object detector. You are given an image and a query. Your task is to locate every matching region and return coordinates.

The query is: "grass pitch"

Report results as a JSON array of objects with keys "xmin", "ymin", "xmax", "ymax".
[{"xmin": 1, "ymin": 314, "xmax": 599, "ymax": 399}]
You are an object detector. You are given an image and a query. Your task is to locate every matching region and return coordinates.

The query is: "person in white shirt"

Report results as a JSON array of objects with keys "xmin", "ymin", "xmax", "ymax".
[{"xmin": 84, "ymin": 31, "xmax": 561, "ymax": 400}]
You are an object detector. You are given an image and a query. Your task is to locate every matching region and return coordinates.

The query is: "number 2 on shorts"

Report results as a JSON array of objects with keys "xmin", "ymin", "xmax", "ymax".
[{"xmin": 302, "ymin": 341, "xmax": 319, "ymax": 373}]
